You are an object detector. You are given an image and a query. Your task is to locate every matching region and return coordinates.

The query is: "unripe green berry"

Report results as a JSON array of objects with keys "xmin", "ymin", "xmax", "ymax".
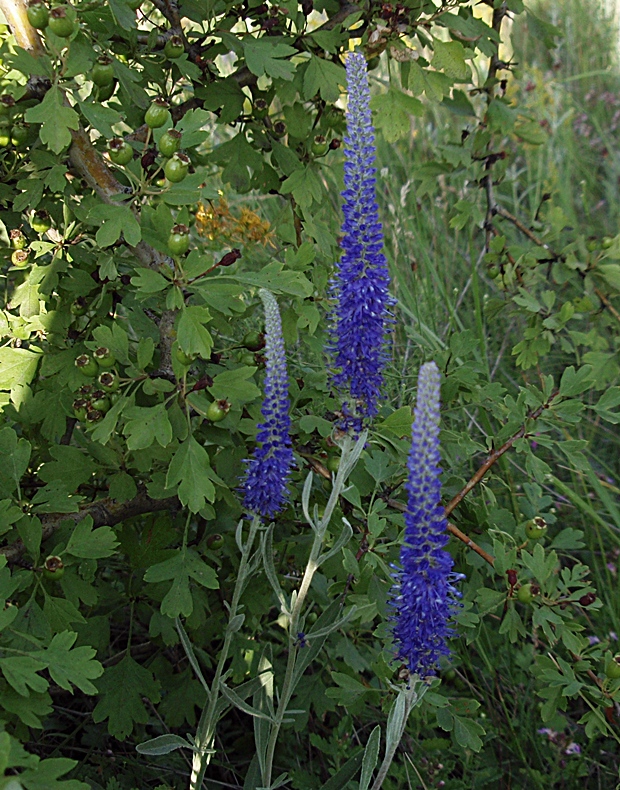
[{"xmin": 525, "ymin": 516, "xmax": 547, "ymax": 541}]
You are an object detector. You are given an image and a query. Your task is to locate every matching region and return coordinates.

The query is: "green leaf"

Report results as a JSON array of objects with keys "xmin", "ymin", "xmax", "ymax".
[
  {"xmin": 208, "ymin": 367, "xmax": 261, "ymax": 406},
  {"xmin": 113, "ymin": 58, "xmax": 149, "ymax": 109},
  {"xmin": 177, "ymin": 305, "xmax": 213, "ymax": 359},
  {"xmin": 38, "ymin": 446, "xmax": 95, "ymax": 492},
  {"xmin": 78, "ymin": 101, "xmax": 123, "ymax": 139},
  {"xmin": 559, "ymin": 365, "xmax": 593, "ymax": 397},
  {"xmin": 25, "ymin": 86, "xmax": 80, "ymax": 154},
  {"xmin": 303, "ymin": 56, "xmax": 346, "ymax": 102},
  {"xmin": 320, "ymin": 750, "xmax": 363, "ymax": 790},
  {"xmin": 593, "ymin": 386, "xmax": 620, "ymax": 423},
  {"xmin": 431, "ymin": 39, "xmax": 470, "ymax": 80},
  {"xmin": 109, "ymin": 472, "xmax": 138, "ymax": 503},
  {"xmin": 243, "ymin": 38, "xmax": 297, "ymax": 80},
  {"xmin": 87, "ymin": 204, "xmax": 141, "ymax": 248},
  {"xmin": 596, "ymin": 263, "xmax": 620, "ymax": 291},
  {"xmin": 32, "ymin": 482, "xmax": 83, "ymax": 514},
  {"xmin": 43, "ymin": 595, "xmax": 86, "ymax": 631},
  {"xmin": 224, "ymin": 261, "xmax": 313, "ymax": 297},
  {"xmin": 18, "ymin": 756, "xmax": 89, "ymax": 789},
  {"xmin": 281, "ymin": 165, "xmax": 324, "ymax": 211},
  {"xmin": 376, "ymin": 406, "xmax": 413, "ymax": 438},
  {"xmin": 144, "ymin": 548, "xmax": 219, "ymax": 617},
  {"xmin": 33, "ymin": 631, "xmax": 103, "ymax": 694},
  {"xmin": 370, "ymin": 89, "xmax": 423, "ymax": 143},
  {"xmin": 514, "ymin": 119, "xmax": 547, "ymax": 145},
  {"xmin": 166, "ymin": 437, "xmax": 216, "ymax": 513},
  {"xmin": 0, "ymin": 347, "xmax": 41, "ymax": 390},
  {"xmin": 91, "ymin": 323, "xmax": 130, "ymax": 364},
  {"xmin": 0, "ymin": 655, "xmax": 48, "ymax": 696},
  {"xmin": 93, "ymin": 655, "xmax": 160, "ymax": 740},
  {"xmin": 0, "ymin": 427, "xmax": 31, "ymax": 496},
  {"xmin": 65, "ymin": 516, "xmax": 119, "ymax": 560},
  {"xmin": 453, "ymin": 713, "xmax": 485, "ymax": 751},
  {"xmin": 136, "ymin": 734, "xmax": 192, "ymax": 756},
  {"xmin": 91, "ymin": 394, "xmax": 130, "ymax": 445},
  {"xmin": 123, "ymin": 404, "xmax": 173, "ymax": 450},
  {"xmin": 163, "ymin": 170, "xmax": 218, "ymax": 206},
  {"xmin": 108, "ymin": 0, "xmax": 136, "ymax": 28},
  {"xmin": 359, "ymin": 725, "xmax": 381, "ymax": 790}
]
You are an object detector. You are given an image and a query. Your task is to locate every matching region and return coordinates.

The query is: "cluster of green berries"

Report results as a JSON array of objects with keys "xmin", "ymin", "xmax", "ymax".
[
  {"xmin": 74, "ymin": 348, "xmax": 119, "ymax": 422},
  {"xmin": 0, "ymin": 94, "xmax": 29, "ymax": 150},
  {"xmin": 8, "ymin": 212, "xmax": 52, "ymax": 267}
]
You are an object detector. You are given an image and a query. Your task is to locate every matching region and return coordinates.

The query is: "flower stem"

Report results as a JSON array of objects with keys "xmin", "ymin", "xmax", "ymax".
[
  {"xmin": 188, "ymin": 516, "xmax": 260, "ymax": 790},
  {"xmin": 262, "ymin": 433, "xmax": 365, "ymax": 787}
]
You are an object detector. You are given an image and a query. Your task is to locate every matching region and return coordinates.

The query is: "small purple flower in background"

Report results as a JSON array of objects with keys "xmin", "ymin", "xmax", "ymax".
[
  {"xmin": 330, "ymin": 51, "xmax": 393, "ymax": 426},
  {"xmin": 241, "ymin": 289, "xmax": 293, "ymax": 519},
  {"xmin": 587, "ymin": 635, "xmax": 601, "ymax": 645},
  {"xmin": 391, "ymin": 362, "xmax": 463, "ymax": 676},
  {"xmin": 564, "ymin": 743, "xmax": 581, "ymax": 755}
]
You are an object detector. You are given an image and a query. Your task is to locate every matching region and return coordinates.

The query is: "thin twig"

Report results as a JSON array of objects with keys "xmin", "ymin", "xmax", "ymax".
[
  {"xmin": 387, "ymin": 498, "xmax": 495, "ymax": 567},
  {"xmin": 444, "ymin": 390, "xmax": 559, "ymax": 517}
]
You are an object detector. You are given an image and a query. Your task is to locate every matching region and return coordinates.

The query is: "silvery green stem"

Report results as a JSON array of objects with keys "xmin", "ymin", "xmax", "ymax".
[
  {"xmin": 262, "ymin": 432, "xmax": 366, "ymax": 787},
  {"xmin": 187, "ymin": 515, "xmax": 261, "ymax": 790},
  {"xmin": 369, "ymin": 681, "xmax": 428, "ymax": 790}
]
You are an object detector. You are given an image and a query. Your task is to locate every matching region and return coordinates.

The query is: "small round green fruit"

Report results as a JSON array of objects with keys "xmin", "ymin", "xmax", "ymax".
[
  {"xmin": 94, "ymin": 347, "xmax": 116, "ymax": 368},
  {"xmin": 70, "ymin": 297, "xmax": 88, "ymax": 317},
  {"xmin": 605, "ymin": 656, "xmax": 620, "ymax": 679},
  {"xmin": 75, "ymin": 354, "xmax": 98, "ymax": 377},
  {"xmin": 11, "ymin": 249, "xmax": 30, "ymax": 267},
  {"xmin": 107, "ymin": 137, "xmax": 133, "ymax": 165},
  {"xmin": 164, "ymin": 35, "xmax": 184, "ymax": 59},
  {"xmin": 311, "ymin": 135, "xmax": 329, "ymax": 156},
  {"xmin": 145, "ymin": 98, "xmax": 171, "ymax": 129},
  {"xmin": 98, "ymin": 370, "xmax": 119, "ymax": 392},
  {"xmin": 517, "ymin": 584, "xmax": 534, "ymax": 604},
  {"xmin": 206, "ymin": 399, "xmax": 230, "ymax": 423},
  {"xmin": 168, "ymin": 224, "xmax": 190, "ymax": 256},
  {"xmin": 10, "ymin": 229, "xmax": 27, "ymax": 250},
  {"xmin": 43, "ymin": 555, "xmax": 65, "ymax": 580},
  {"xmin": 525, "ymin": 517, "xmax": 547, "ymax": 541},
  {"xmin": 31, "ymin": 210, "xmax": 51, "ymax": 234},
  {"xmin": 242, "ymin": 331, "xmax": 265, "ymax": 352},
  {"xmin": 206, "ymin": 533, "xmax": 225, "ymax": 550},
  {"xmin": 158, "ymin": 128, "xmax": 182, "ymax": 158},
  {"xmin": 90, "ymin": 393, "xmax": 110, "ymax": 412},
  {"xmin": 47, "ymin": 6, "xmax": 75, "ymax": 37},
  {"xmin": 164, "ymin": 152, "xmax": 190, "ymax": 183},
  {"xmin": 174, "ymin": 346, "xmax": 195, "ymax": 366},
  {"xmin": 91, "ymin": 57, "xmax": 115, "ymax": 87},
  {"xmin": 27, "ymin": 0, "xmax": 49, "ymax": 29}
]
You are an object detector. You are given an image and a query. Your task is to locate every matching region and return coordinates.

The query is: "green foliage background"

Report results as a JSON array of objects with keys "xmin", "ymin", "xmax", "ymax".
[{"xmin": 0, "ymin": 0, "xmax": 620, "ymax": 787}]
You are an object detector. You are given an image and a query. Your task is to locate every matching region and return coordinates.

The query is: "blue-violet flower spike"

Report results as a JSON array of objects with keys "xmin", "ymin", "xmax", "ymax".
[
  {"xmin": 391, "ymin": 362, "xmax": 463, "ymax": 676},
  {"xmin": 241, "ymin": 289, "xmax": 293, "ymax": 518},
  {"xmin": 330, "ymin": 50, "xmax": 393, "ymax": 426}
]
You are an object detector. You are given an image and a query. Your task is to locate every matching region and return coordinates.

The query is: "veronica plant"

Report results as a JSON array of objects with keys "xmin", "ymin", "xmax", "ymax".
[
  {"xmin": 182, "ymin": 289, "xmax": 293, "ymax": 789},
  {"xmin": 242, "ymin": 288, "xmax": 294, "ymax": 518},
  {"xmin": 391, "ymin": 361, "xmax": 463, "ymax": 676},
  {"xmin": 330, "ymin": 51, "xmax": 393, "ymax": 425}
]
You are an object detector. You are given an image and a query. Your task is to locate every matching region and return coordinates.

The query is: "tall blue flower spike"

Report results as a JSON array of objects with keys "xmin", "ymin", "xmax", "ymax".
[
  {"xmin": 330, "ymin": 50, "xmax": 393, "ymax": 426},
  {"xmin": 241, "ymin": 289, "xmax": 294, "ymax": 519},
  {"xmin": 391, "ymin": 362, "xmax": 463, "ymax": 676}
]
